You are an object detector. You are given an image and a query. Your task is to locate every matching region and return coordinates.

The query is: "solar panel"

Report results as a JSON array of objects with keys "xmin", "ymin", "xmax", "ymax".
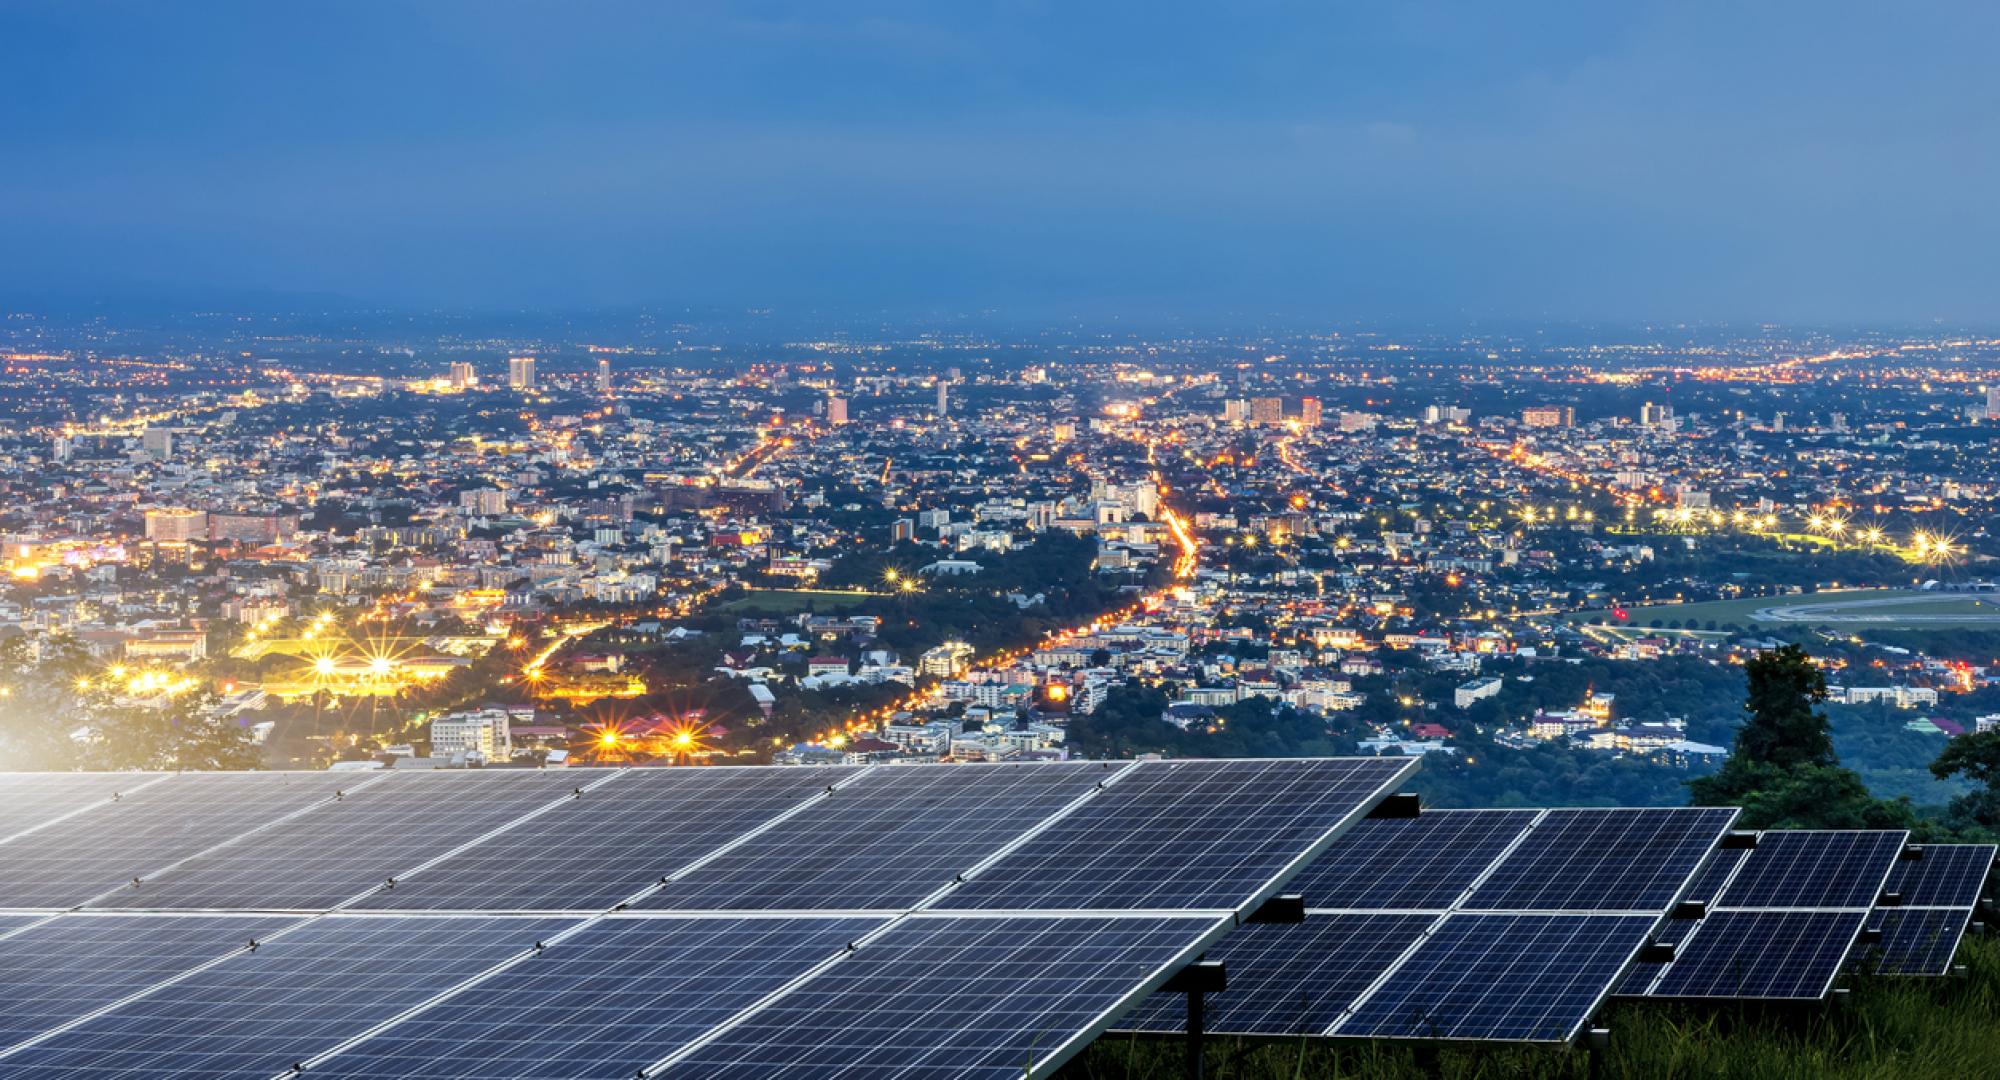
[
  {"xmin": 1677, "ymin": 845, "xmax": 1749, "ymax": 906},
  {"xmin": 88, "ymin": 770, "xmax": 610, "ymax": 911},
  {"xmin": 934, "ymin": 758, "xmax": 1416, "ymax": 912},
  {"xmin": 1881, "ymin": 844, "xmax": 1995, "ymax": 908},
  {"xmin": 299, "ymin": 914, "xmax": 884, "ymax": 1079},
  {"xmin": 651, "ymin": 913, "xmax": 1224, "ymax": 1080},
  {"xmin": 1610, "ymin": 915, "xmax": 1701, "ymax": 996},
  {"xmin": 355, "ymin": 767, "xmax": 862, "ymax": 912},
  {"xmin": 0, "ymin": 913, "xmax": 299, "ymax": 1052},
  {"xmin": 1860, "ymin": 908, "xmax": 1975, "ymax": 976},
  {"xmin": 1464, "ymin": 808, "xmax": 1737, "ymax": 912},
  {"xmin": 1121, "ymin": 914, "xmax": 1433, "ymax": 1036},
  {"xmin": 1334, "ymin": 913, "xmax": 1656, "ymax": 1042},
  {"xmin": 1286, "ymin": 809, "xmax": 1539, "ymax": 911},
  {"xmin": 0, "ymin": 772, "xmax": 358, "ymax": 909},
  {"xmin": 638, "ymin": 762, "xmax": 1120, "ymax": 911},
  {"xmin": 1713, "ymin": 831, "xmax": 1907, "ymax": 909},
  {"xmin": 1647, "ymin": 910, "xmax": 1866, "ymax": 999},
  {"xmin": 0, "ymin": 914, "xmax": 578, "ymax": 1079},
  {"xmin": 0, "ymin": 774, "xmax": 164, "ymax": 843}
]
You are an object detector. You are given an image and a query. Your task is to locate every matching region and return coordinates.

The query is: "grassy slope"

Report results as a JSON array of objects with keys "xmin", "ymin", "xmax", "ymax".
[{"xmin": 1064, "ymin": 933, "xmax": 2000, "ymax": 1079}]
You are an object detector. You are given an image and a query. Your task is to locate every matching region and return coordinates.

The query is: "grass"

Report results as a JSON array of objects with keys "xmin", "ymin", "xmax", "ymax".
[
  {"xmin": 717, "ymin": 588, "xmax": 879, "ymax": 614},
  {"xmin": 1061, "ymin": 933, "xmax": 2000, "ymax": 1079}
]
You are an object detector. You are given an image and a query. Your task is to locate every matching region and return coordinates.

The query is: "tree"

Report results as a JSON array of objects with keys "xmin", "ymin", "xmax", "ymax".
[
  {"xmin": 1729, "ymin": 644, "xmax": 1836, "ymax": 770},
  {"xmin": 1690, "ymin": 644, "xmax": 1903, "ymax": 829},
  {"xmin": 1931, "ymin": 729, "xmax": 2000, "ymax": 837}
]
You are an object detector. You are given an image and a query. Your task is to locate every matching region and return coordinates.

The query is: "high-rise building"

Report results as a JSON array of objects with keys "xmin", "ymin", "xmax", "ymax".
[
  {"xmin": 1521, "ymin": 406, "xmax": 1574, "ymax": 429},
  {"xmin": 595, "ymin": 358, "xmax": 612, "ymax": 393},
  {"xmin": 141, "ymin": 427, "xmax": 174, "ymax": 460},
  {"xmin": 1223, "ymin": 399, "xmax": 1249, "ymax": 424},
  {"xmin": 826, "ymin": 396, "xmax": 849, "ymax": 425},
  {"xmin": 1986, "ymin": 386, "xmax": 2000, "ymax": 417},
  {"xmin": 935, "ymin": 380, "xmax": 950, "ymax": 417},
  {"xmin": 1300, "ymin": 397, "xmax": 1323, "ymax": 429},
  {"xmin": 449, "ymin": 361, "xmax": 476, "ymax": 389},
  {"xmin": 143, "ymin": 508, "xmax": 208, "ymax": 541},
  {"xmin": 1250, "ymin": 397, "xmax": 1284, "ymax": 426},
  {"xmin": 1338, "ymin": 411, "xmax": 1378, "ymax": 433},
  {"xmin": 892, "ymin": 518, "xmax": 915, "ymax": 543},
  {"xmin": 1640, "ymin": 402, "xmax": 1673, "ymax": 429},
  {"xmin": 507, "ymin": 356, "xmax": 537, "ymax": 391}
]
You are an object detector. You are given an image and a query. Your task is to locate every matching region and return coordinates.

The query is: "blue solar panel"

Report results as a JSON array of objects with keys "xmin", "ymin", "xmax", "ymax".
[
  {"xmin": 1287, "ymin": 809, "xmax": 1539, "ymax": 911},
  {"xmin": 1610, "ymin": 916, "xmax": 1701, "ymax": 997},
  {"xmin": 653, "ymin": 913, "xmax": 1222, "ymax": 1080},
  {"xmin": 935, "ymin": 758, "xmax": 1415, "ymax": 912},
  {"xmin": 300, "ymin": 915, "xmax": 884, "ymax": 1079},
  {"xmin": 1677, "ymin": 846, "xmax": 1749, "ymax": 906},
  {"xmin": 1881, "ymin": 844, "xmax": 1994, "ymax": 908},
  {"xmin": 1648, "ymin": 910, "xmax": 1865, "ymax": 999},
  {"xmin": 1335, "ymin": 913, "xmax": 1656, "ymax": 1042},
  {"xmin": 88, "ymin": 770, "xmax": 608, "ymax": 912},
  {"xmin": 0, "ymin": 915, "xmax": 577, "ymax": 1079},
  {"xmin": 1716, "ymin": 831, "xmax": 1906, "ymax": 909},
  {"xmin": 0, "ymin": 772, "xmax": 356, "ymax": 909},
  {"xmin": 356, "ymin": 767, "xmax": 861, "ymax": 912},
  {"xmin": 1465, "ymin": 808, "xmax": 1736, "ymax": 912},
  {"xmin": 0, "ymin": 914, "xmax": 299, "ymax": 1052},
  {"xmin": 1860, "ymin": 908, "xmax": 1974, "ymax": 976},
  {"xmin": 1120, "ymin": 914, "xmax": 1433, "ymax": 1036},
  {"xmin": 0, "ymin": 774, "xmax": 164, "ymax": 842},
  {"xmin": 639, "ymin": 762, "xmax": 1119, "ymax": 911}
]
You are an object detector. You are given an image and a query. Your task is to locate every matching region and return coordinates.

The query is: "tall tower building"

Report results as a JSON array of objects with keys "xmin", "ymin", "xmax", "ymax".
[
  {"xmin": 507, "ymin": 356, "xmax": 537, "ymax": 391},
  {"xmin": 1223, "ymin": 399, "xmax": 1249, "ymax": 424},
  {"xmin": 141, "ymin": 426, "xmax": 174, "ymax": 460},
  {"xmin": 449, "ymin": 361, "xmax": 476, "ymax": 389},
  {"xmin": 595, "ymin": 358, "xmax": 612, "ymax": 393},
  {"xmin": 936, "ymin": 380, "xmax": 949, "ymax": 418},
  {"xmin": 827, "ymin": 396, "xmax": 849, "ymax": 425},
  {"xmin": 1300, "ymin": 397, "xmax": 1323, "ymax": 429},
  {"xmin": 1250, "ymin": 397, "xmax": 1284, "ymax": 427}
]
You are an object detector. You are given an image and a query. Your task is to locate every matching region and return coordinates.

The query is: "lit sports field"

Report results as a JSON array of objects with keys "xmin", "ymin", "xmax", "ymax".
[{"xmin": 1568, "ymin": 588, "xmax": 2000, "ymax": 629}]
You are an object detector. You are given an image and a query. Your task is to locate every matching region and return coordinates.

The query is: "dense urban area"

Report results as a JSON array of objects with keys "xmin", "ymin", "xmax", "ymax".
[{"xmin": 4, "ymin": 310, "xmax": 2000, "ymax": 827}]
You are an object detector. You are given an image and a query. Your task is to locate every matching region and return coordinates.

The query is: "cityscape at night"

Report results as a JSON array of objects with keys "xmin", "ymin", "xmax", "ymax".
[{"xmin": 5, "ymin": 3, "xmax": 2000, "ymax": 1079}]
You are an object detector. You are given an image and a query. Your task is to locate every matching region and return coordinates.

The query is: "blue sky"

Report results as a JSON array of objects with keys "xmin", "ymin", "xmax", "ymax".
[{"xmin": 4, "ymin": 1, "xmax": 1996, "ymax": 323}]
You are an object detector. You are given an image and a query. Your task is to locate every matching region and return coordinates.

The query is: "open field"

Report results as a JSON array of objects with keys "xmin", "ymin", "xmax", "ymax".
[
  {"xmin": 1065, "ymin": 933, "xmax": 2000, "ymax": 1079},
  {"xmin": 1566, "ymin": 588, "xmax": 2000, "ymax": 631},
  {"xmin": 718, "ymin": 588, "xmax": 881, "ymax": 614}
]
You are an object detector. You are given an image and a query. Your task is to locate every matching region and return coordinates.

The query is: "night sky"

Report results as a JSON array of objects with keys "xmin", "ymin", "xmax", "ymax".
[{"xmin": 5, "ymin": 1, "xmax": 1996, "ymax": 323}]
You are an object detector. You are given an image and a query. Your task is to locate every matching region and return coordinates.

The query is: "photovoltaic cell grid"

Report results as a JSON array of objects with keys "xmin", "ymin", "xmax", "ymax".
[
  {"xmin": 0, "ymin": 913, "xmax": 300, "ymax": 1052},
  {"xmin": 1881, "ymin": 844, "xmax": 1995, "ymax": 908},
  {"xmin": 301, "ymin": 915, "xmax": 883, "ymax": 1080},
  {"xmin": 1285, "ymin": 809, "xmax": 1540, "ymax": 911},
  {"xmin": 640, "ymin": 761, "xmax": 1123, "ymax": 911},
  {"xmin": 1712, "ymin": 830, "xmax": 1908, "ymax": 909},
  {"xmin": 0, "ymin": 773, "xmax": 161, "ymax": 841},
  {"xmin": 935, "ymin": 758, "xmax": 1418, "ymax": 912},
  {"xmin": 1854, "ymin": 843, "xmax": 1995, "ymax": 975},
  {"xmin": 0, "ymin": 759, "xmax": 1416, "ymax": 1080},
  {"xmin": 1334, "ymin": 913, "xmax": 1659, "ymax": 1042},
  {"xmin": 1861, "ymin": 908, "xmax": 1976, "ymax": 976},
  {"xmin": 652, "ymin": 914, "xmax": 1224, "ymax": 1080},
  {"xmin": 89, "ymin": 770, "xmax": 608, "ymax": 911},
  {"xmin": 1465, "ymin": 808, "xmax": 1739, "ymax": 912},
  {"xmin": 1121, "ymin": 807, "xmax": 1736, "ymax": 1043},
  {"xmin": 0, "ymin": 914, "xmax": 578, "ymax": 1080},
  {"xmin": 1120, "ymin": 914, "xmax": 1434, "ymax": 1036},
  {"xmin": 1648, "ymin": 910, "xmax": 1867, "ymax": 999},
  {"xmin": 0, "ymin": 771, "xmax": 357, "ymax": 909},
  {"xmin": 356, "ymin": 767, "xmax": 864, "ymax": 911}
]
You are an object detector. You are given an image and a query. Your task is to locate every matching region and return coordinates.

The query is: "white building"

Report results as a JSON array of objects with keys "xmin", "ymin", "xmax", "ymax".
[{"xmin": 430, "ymin": 709, "xmax": 512, "ymax": 761}]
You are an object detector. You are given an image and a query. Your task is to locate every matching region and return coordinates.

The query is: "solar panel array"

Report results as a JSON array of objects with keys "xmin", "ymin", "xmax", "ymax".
[
  {"xmin": 1623, "ymin": 830, "xmax": 1911, "ymax": 1000},
  {"xmin": 1123, "ymin": 807, "xmax": 1739, "ymax": 1044},
  {"xmin": 0, "ymin": 758, "xmax": 1415, "ymax": 1079},
  {"xmin": 1858, "ymin": 843, "xmax": 1996, "ymax": 976}
]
